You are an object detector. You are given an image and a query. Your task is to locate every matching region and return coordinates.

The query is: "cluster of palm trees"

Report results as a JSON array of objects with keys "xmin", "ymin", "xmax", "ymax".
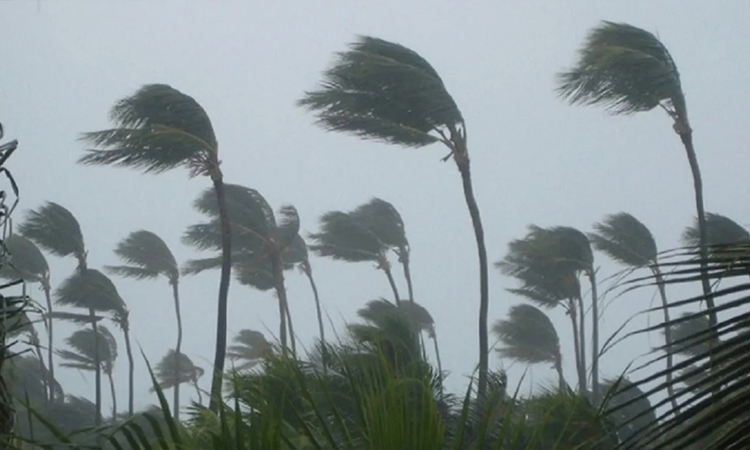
[{"xmin": 1, "ymin": 18, "xmax": 747, "ymax": 449}]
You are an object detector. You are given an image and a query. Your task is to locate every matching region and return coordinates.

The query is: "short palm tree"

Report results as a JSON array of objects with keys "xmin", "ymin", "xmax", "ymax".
[
  {"xmin": 183, "ymin": 184, "xmax": 301, "ymax": 354},
  {"xmin": 79, "ymin": 83, "xmax": 233, "ymax": 412},
  {"xmin": 350, "ymin": 198, "xmax": 415, "ymax": 303},
  {"xmin": 287, "ymin": 235, "xmax": 327, "ymax": 364},
  {"xmin": 106, "ymin": 230, "xmax": 182, "ymax": 419},
  {"xmin": 299, "ymin": 37, "xmax": 491, "ymax": 397},
  {"xmin": 58, "ymin": 326, "xmax": 118, "ymax": 421},
  {"xmin": 682, "ymin": 213, "xmax": 750, "ymax": 268},
  {"xmin": 153, "ymin": 350, "xmax": 205, "ymax": 406},
  {"xmin": 590, "ymin": 212, "xmax": 680, "ymax": 412},
  {"xmin": 0, "ymin": 234, "xmax": 55, "ymax": 401},
  {"xmin": 557, "ymin": 21, "xmax": 716, "ymax": 337},
  {"xmin": 227, "ymin": 329, "xmax": 273, "ymax": 370},
  {"xmin": 493, "ymin": 303, "xmax": 566, "ymax": 389},
  {"xmin": 309, "ymin": 210, "xmax": 401, "ymax": 304}
]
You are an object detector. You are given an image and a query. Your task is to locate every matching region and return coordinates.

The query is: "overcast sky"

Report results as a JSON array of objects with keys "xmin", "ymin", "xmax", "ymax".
[{"xmin": 2, "ymin": 1, "xmax": 749, "ymax": 415}]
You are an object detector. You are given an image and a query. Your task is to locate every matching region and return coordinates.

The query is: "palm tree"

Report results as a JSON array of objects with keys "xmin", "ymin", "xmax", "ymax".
[
  {"xmin": 79, "ymin": 84, "xmax": 233, "ymax": 412},
  {"xmin": 350, "ymin": 198, "xmax": 415, "ymax": 303},
  {"xmin": 111, "ymin": 308, "xmax": 135, "ymax": 418},
  {"xmin": 106, "ymin": 230, "xmax": 182, "ymax": 419},
  {"xmin": 183, "ymin": 184, "xmax": 301, "ymax": 354},
  {"xmin": 682, "ymin": 213, "xmax": 750, "ymax": 268},
  {"xmin": 0, "ymin": 234, "xmax": 56, "ymax": 401},
  {"xmin": 557, "ymin": 21, "xmax": 716, "ymax": 343},
  {"xmin": 590, "ymin": 212, "xmax": 680, "ymax": 412},
  {"xmin": 299, "ymin": 37, "xmax": 491, "ymax": 396},
  {"xmin": 493, "ymin": 303, "xmax": 566, "ymax": 389},
  {"xmin": 309, "ymin": 211, "xmax": 401, "ymax": 304},
  {"xmin": 289, "ymin": 236, "xmax": 326, "ymax": 360},
  {"xmin": 153, "ymin": 350, "xmax": 205, "ymax": 406},
  {"xmin": 58, "ymin": 326, "xmax": 118, "ymax": 421},
  {"xmin": 227, "ymin": 329, "xmax": 273, "ymax": 370}
]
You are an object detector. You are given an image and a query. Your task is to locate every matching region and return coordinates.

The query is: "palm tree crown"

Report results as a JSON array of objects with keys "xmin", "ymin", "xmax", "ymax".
[
  {"xmin": 18, "ymin": 202, "xmax": 86, "ymax": 265},
  {"xmin": 0, "ymin": 234, "xmax": 49, "ymax": 284},
  {"xmin": 107, "ymin": 230, "xmax": 179, "ymax": 283},
  {"xmin": 590, "ymin": 212, "xmax": 658, "ymax": 267}
]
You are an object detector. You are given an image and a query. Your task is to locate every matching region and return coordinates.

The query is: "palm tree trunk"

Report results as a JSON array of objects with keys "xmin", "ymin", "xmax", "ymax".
[
  {"xmin": 284, "ymin": 292, "xmax": 297, "ymax": 358},
  {"xmin": 90, "ymin": 309, "xmax": 101, "ymax": 427},
  {"xmin": 42, "ymin": 283, "xmax": 55, "ymax": 402},
  {"xmin": 400, "ymin": 250, "xmax": 415, "ymax": 303},
  {"xmin": 107, "ymin": 371, "xmax": 117, "ymax": 423},
  {"xmin": 432, "ymin": 332, "xmax": 443, "ymax": 389},
  {"xmin": 171, "ymin": 280, "xmax": 182, "ymax": 421},
  {"xmin": 576, "ymin": 295, "xmax": 587, "ymax": 393},
  {"xmin": 554, "ymin": 353, "xmax": 566, "ymax": 391},
  {"xmin": 653, "ymin": 266, "xmax": 681, "ymax": 414},
  {"xmin": 380, "ymin": 261, "xmax": 401, "ymax": 305},
  {"xmin": 588, "ymin": 269, "xmax": 600, "ymax": 400},
  {"xmin": 271, "ymin": 254, "xmax": 289, "ymax": 354},
  {"xmin": 567, "ymin": 300, "xmax": 585, "ymax": 392},
  {"xmin": 455, "ymin": 155, "xmax": 490, "ymax": 399},
  {"xmin": 208, "ymin": 174, "xmax": 232, "ymax": 414},
  {"xmin": 302, "ymin": 261, "xmax": 326, "ymax": 358},
  {"xmin": 194, "ymin": 381, "xmax": 203, "ymax": 405},
  {"xmin": 122, "ymin": 323, "xmax": 134, "ymax": 417},
  {"xmin": 30, "ymin": 332, "xmax": 48, "ymax": 403}
]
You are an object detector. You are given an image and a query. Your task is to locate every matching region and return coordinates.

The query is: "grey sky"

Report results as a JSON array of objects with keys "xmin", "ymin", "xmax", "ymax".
[{"xmin": 2, "ymin": 1, "xmax": 749, "ymax": 414}]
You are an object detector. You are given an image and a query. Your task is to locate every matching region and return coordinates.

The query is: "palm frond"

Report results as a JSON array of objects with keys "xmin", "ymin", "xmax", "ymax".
[
  {"xmin": 153, "ymin": 350, "xmax": 203, "ymax": 390},
  {"xmin": 79, "ymin": 84, "xmax": 217, "ymax": 176},
  {"xmin": 59, "ymin": 326, "xmax": 117, "ymax": 372},
  {"xmin": 557, "ymin": 21, "xmax": 684, "ymax": 115},
  {"xmin": 590, "ymin": 212, "xmax": 657, "ymax": 267},
  {"xmin": 492, "ymin": 304, "xmax": 560, "ymax": 365},
  {"xmin": 0, "ymin": 234, "xmax": 49, "ymax": 283},
  {"xmin": 110, "ymin": 230, "xmax": 179, "ymax": 282},
  {"xmin": 350, "ymin": 197, "xmax": 409, "ymax": 250},
  {"xmin": 682, "ymin": 213, "xmax": 750, "ymax": 264},
  {"xmin": 18, "ymin": 201, "xmax": 85, "ymax": 261},
  {"xmin": 298, "ymin": 35, "xmax": 462, "ymax": 147},
  {"xmin": 227, "ymin": 329, "xmax": 272, "ymax": 370},
  {"xmin": 55, "ymin": 268, "xmax": 126, "ymax": 313},
  {"xmin": 309, "ymin": 211, "xmax": 384, "ymax": 262},
  {"xmin": 274, "ymin": 204, "xmax": 300, "ymax": 249}
]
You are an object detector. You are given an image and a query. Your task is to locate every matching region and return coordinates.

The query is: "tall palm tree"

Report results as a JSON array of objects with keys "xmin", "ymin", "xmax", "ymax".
[
  {"xmin": 106, "ymin": 230, "xmax": 182, "ymax": 419},
  {"xmin": 227, "ymin": 329, "xmax": 273, "ymax": 370},
  {"xmin": 58, "ymin": 326, "xmax": 118, "ymax": 421},
  {"xmin": 183, "ymin": 184, "xmax": 301, "ymax": 354},
  {"xmin": 79, "ymin": 84, "xmax": 232, "ymax": 412},
  {"xmin": 682, "ymin": 213, "xmax": 750, "ymax": 267},
  {"xmin": 0, "ymin": 234, "xmax": 56, "ymax": 401},
  {"xmin": 350, "ymin": 198, "xmax": 415, "ymax": 303},
  {"xmin": 299, "ymin": 37, "xmax": 491, "ymax": 396},
  {"xmin": 153, "ymin": 350, "xmax": 205, "ymax": 406},
  {"xmin": 55, "ymin": 269, "xmax": 125, "ymax": 425},
  {"xmin": 590, "ymin": 212, "xmax": 680, "ymax": 412},
  {"xmin": 557, "ymin": 21, "xmax": 716, "ymax": 341},
  {"xmin": 309, "ymin": 211, "xmax": 401, "ymax": 304},
  {"xmin": 493, "ymin": 303, "xmax": 566, "ymax": 389}
]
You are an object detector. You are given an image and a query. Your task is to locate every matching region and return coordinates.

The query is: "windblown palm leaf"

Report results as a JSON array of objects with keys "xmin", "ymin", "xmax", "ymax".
[
  {"xmin": 107, "ymin": 230, "xmax": 179, "ymax": 282},
  {"xmin": 79, "ymin": 84, "xmax": 218, "ymax": 176},
  {"xmin": 493, "ymin": 304, "xmax": 561, "ymax": 367},
  {"xmin": 58, "ymin": 326, "xmax": 117, "ymax": 374},
  {"xmin": 0, "ymin": 234, "xmax": 49, "ymax": 284},
  {"xmin": 153, "ymin": 350, "xmax": 204, "ymax": 392},
  {"xmin": 227, "ymin": 329, "xmax": 273, "ymax": 370},
  {"xmin": 350, "ymin": 198, "xmax": 408, "ymax": 250},
  {"xmin": 309, "ymin": 211, "xmax": 384, "ymax": 263},
  {"xmin": 682, "ymin": 213, "xmax": 750, "ymax": 263},
  {"xmin": 18, "ymin": 202, "xmax": 85, "ymax": 262},
  {"xmin": 55, "ymin": 269, "xmax": 126, "ymax": 314},
  {"xmin": 590, "ymin": 212, "xmax": 657, "ymax": 267},
  {"xmin": 601, "ymin": 376, "xmax": 657, "ymax": 446}
]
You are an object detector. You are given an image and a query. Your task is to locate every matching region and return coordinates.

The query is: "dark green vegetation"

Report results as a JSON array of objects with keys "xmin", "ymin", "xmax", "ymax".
[{"xmin": 1, "ymin": 20, "xmax": 748, "ymax": 449}]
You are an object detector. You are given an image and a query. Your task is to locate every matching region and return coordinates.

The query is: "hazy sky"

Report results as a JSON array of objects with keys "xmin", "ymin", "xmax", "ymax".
[{"xmin": 2, "ymin": 1, "xmax": 749, "ymax": 416}]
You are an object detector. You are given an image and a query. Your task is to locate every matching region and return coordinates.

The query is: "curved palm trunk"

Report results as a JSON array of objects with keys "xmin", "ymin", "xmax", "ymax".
[
  {"xmin": 588, "ymin": 269, "xmax": 600, "ymax": 400},
  {"xmin": 454, "ymin": 153, "xmax": 490, "ymax": 399},
  {"xmin": 653, "ymin": 266, "xmax": 681, "ymax": 414},
  {"xmin": 30, "ymin": 331, "xmax": 48, "ymax": 403},
  {"xmin": 567, "ymin": 300, "xmax": 585, "ymax": 392},
  {"xmin": 576, "ymin": 295, "xmax": 587, "ymax": 393},
  {"xmin": 302, "ymin": 261, "xmax": 326, "ymax": 358},
  {"xmin": 432, "ymin": 332, "xmax": 443, "ymax": 390},
  {"xmin": 90, "ymin": 309, "xmax": 102, "ymax": 427},
  {"xmin": 171, "ymin": 280, "xmax": 182, "ymax": 421},
  {"xmin": 381, "ymin": 263, "xmax": 401, "ymax": 306},
  {"xmin": 194, "ymin": 380, "xmax": 203, "ymax": 405},
  {"xmin": 208, "ymin": 174, "xmax": 232, "ymax": 414},
  {"xmin": 271, "ymin": 254, "xmax": 289, "ymax": 354},
  {"xmin": 554, "ymin": 352, "xmax": 566, "ymax": 391},
  {"xmin": 42, "ymin": 283, "xmax": 55, "ymax": 402},
  {"xmin": 400, "ymin": 250, "xmax": 415, "ymax": 303},
  {"xmin": 122, "ymin": 323, "xmax": 134, "ymax": 417},
  {"xmin": 107, "ymin": 371, "xmax": 117, "ymax": 423},
  {"xmin": 284, "ymin": 293, "xmax": 297, "ymax": 358}
]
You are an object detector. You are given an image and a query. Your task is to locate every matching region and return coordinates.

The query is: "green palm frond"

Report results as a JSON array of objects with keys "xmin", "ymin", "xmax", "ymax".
[
  {"xmin": 0, "ymin": 234, "xmax": 49, "ymax": 283},
  {"xmin": 153, "ymin": 350, "xmax": 203, "ymax": 390},
  {"xmin": 55, "ymin": 268, "xmax": 126, "ymax": 313},
  {"xmin": 182, "ymin": 221, "xmax": 224, "ymax": 251},
  {"xmin": 590, "ymin": 212, "xmax": 657, "ymax": 267},
  {"xmin": 601, "ymin": 376, "xmax": 657, "ymax": 445},
  {"xmin": 298, "ymin": 36, "xmax": 462, "ymax": 147},
  {"xmin": 59, "ymin": 326, "xmax": 118, "ymax": 373},
  {"xmin": 350, "ymin": 197, "xmax": 409, "ymax": 250},
  {"xmin": 682, "ymin": 213, "xmax": 750, "ymax": 262},
  {"xmin": 309, "ymin": 211, "xmax": 384, "ymax": 263},
  {"xmin": 274, "ymin": 204, "xmax": 300, "ymax": 249},
  {"xmin": 663, "ymin": 311, "xmax": 717, "ymax": 358},
  {"xmin": 284, "ymin": 234, "xmax": 309, "ymax": 267},
  {"xmin": 48, "ymin": 311, "xmax": 105, "ymax": 324},
  {"xmin": 18, "ymin": 201, "xmax": 86, "ymax": 261},
  {"xmin": 235, "ymin": 261, "xmax": 277, "ymax": 291},
  {"xmin": 557, "ymin": 21, "xmax": 685, "ymax": 116},
  {"xmin": 191, "ymin": 184, "xmax": 274, "ymax": 246},
  {"xmin": 79, "ymin": 84, "xmax": 218, "ymax": 176},
  {"xmin": 492, "ymin": 303, "xmax": 560, "ymax": 365},
  {"xmin": 107, "ymin": 230, "xmax": 179, "ymax": 282},
  {"xmin": 227, "ymin": 329, "xmax": 272, "ymax": 370}
]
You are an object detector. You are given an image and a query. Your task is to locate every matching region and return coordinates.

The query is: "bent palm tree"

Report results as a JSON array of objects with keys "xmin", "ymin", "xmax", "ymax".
[
  {"xmin": 58, "ymin": 326, "xmax": 118, "ymax": 421},
  {"xmin": 590, "ymin": 212, "xmax": 680, "ymax": 413},
  {"xmin": 557, "ymin": 21, "xmax": 716, "ymax": 343},
  {"xmin": 493, "ymin": 303, "xmax": 565, "ymax": 389},
  {"xmin": 183, "ymin": 185, "xmax": 301, "ymax": 354},
  {"xmin": 682, "ymin": 213, "xmax": 750, "ymax": 268},
  {"xmin": 0, "ymin": 234, "xmax": 55, "ymax": 401},
  {"xmin": 351, "ymin": 198, "xmax": 415, "ymax": 303},
  {"xmin": 227, "ymin": 329, "xmax": 273, "ymax": 370},
  {"xmin": 299, "ymin": 37, "xmax": 491, "ymax": 396},
  {"xmin": 107, "ymin": 230, "xmax": 182, "ymax": 419},
  {"xmin": 309, "ymin": 211, "xmax": 401, "ymax": 304},
  {"xmin": 79, "ymin": 84, "xmax": 232, "ymax": 412},
  {"xmin": 153, "ymin": 350, "xmax": 205, "ymax": 406}
]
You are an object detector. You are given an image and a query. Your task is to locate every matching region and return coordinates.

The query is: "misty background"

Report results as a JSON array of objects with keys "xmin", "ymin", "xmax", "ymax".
[{"xmin": 2, "ymin": 0, "xmax": 748, "ymax": 414}]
